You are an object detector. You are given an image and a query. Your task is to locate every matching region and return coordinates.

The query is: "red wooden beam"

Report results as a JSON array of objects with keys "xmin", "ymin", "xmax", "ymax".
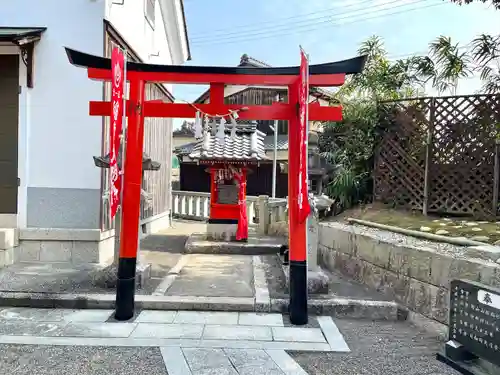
[
  {"xmin": 210, "ymin": 83, "xmax": 225, "ymax": 105},
  {"xmin": 87, "ymin": 68, "xmax": 345, "ymax": 87},
  {"xmin": 89, "ymin": 101, "xmax": 342, "ymax": 121}
]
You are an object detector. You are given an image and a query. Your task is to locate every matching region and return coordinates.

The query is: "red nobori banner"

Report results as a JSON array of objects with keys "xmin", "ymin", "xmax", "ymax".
[
  {"xmin": 297, "ymin": 48, "xmax": 311, "ymax": 224},
  {"xmin": 110, "ymin": 47, "xmax": 125, "ymax": 218}
]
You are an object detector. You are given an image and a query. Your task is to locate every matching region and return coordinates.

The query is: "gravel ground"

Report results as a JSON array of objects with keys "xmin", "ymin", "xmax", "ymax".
[
  {"xmin": 0, "ymin": 345, "xmax": 167, "ymax": 375},
  {"xmin": 323, "ymin": 221, "xmax": 470, "ymax": 257},
  {"xmin": 290, "ymin": 318, "xmax": 461, "ymax": 375}
]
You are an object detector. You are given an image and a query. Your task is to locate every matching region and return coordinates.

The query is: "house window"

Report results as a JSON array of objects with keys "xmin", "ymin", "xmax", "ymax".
[{"xmin": 145, "ymin": 0, "xmax": 155, "ymax": 28}]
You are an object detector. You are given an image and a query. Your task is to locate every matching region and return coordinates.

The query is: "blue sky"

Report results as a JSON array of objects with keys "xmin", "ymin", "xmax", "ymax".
[{"xmin": 172, "ymin": 0, "xmax": 500, "ymax": 128}]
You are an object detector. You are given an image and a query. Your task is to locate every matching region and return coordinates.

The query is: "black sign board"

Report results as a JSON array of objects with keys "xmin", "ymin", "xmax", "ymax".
[
  {"xmin": 448, "ymin": 279, "xmax": 500, "ymax": 366},
  {"xmin": 216, "ymin": 182, "xmax": 238, "ymax": 205}
]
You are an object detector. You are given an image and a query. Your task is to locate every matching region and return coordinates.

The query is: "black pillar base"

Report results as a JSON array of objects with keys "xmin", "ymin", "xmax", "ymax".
[
  {"xmin": 115, "ymin": 257, "xmax": 137, "ymax": 321},
  {"xmin": 283, "ymin": 249, "xmax": 289, "ymax": 265},
  {"xmin": 289, "ymin": 260, "xmax": 308, "ymax": 325},
  {"xmin": 436, "ymin": 353, "xmax": 477, "ymax": 375}
]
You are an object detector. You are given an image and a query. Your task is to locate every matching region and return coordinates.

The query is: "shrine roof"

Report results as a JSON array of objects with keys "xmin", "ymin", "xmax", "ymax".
[{"xmin": 187, "ymin": 123, "xmax": 270, "ymax": 162}]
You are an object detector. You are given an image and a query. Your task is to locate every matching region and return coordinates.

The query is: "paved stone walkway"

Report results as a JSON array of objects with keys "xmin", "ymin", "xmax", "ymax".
[
  {"xmin": 164, "ymin": 254, "xmax": 255, "ymax": 298},
  {"xmin": 0, "ymin": 308, "xmax": 347, "ymax": 352},
  {"xmin": 0, "ymin": 307, "xmax": 460, "ymax": 375},
  {"xmin": 0, "ymin": 307, "xmax": 346, "ymax": 374}
]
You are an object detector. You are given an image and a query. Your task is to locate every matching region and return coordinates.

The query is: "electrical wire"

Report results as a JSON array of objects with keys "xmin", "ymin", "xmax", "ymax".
[
  {"xmin": 192, "ymin": 0, "xmax": 446, "ymax": 46},
  {"xmin": 191, "ymin": 0, "xmax": 421, "ymax": 43},
  {"xmin": 189, "ymin": 0, "xmax": 381, "ymax": 39}
]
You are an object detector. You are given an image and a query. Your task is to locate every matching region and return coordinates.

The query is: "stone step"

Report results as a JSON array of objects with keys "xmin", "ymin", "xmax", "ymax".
[
  {"xmin": 0, "ymin": 292, "xmax": 401, "ymax": 321},
  {"xmin": 184, "ymin": 232, "xmax": 284, "ymax": 255}
]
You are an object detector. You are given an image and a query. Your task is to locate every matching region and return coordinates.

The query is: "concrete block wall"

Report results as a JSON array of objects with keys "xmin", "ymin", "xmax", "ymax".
[
  {"xmin": 0, "ymin": 228, "xmax": 114, "ymax": 268},
  {"xmin": 0, "ymin": 229, "xmax": 19, "ymax": 267},
  {"xmin": 17, "ymin": 229, "xmax": 115, "ymax": 265}
]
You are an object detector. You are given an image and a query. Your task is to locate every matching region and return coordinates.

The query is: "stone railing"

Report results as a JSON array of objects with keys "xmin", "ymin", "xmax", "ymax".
[
  {"xmin": 171, "ymin": 191, "xmax": 211, "ymax": 221},
  {"xmin": 171, "ymin": 190, "xmax": 286, "ymax": 233},
  {"xmin": 269, "ymin": 199, "xmax": 287, "ymax": 223}
]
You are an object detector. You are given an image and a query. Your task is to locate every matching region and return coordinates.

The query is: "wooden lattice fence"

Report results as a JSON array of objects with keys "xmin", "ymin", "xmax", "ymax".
[{"xmin": 374, "ymin": 94, "xmax": 500, "ymax": 219}]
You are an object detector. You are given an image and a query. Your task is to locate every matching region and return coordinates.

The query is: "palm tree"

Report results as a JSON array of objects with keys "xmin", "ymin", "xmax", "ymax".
[
  {"xmin": 428, "ymin": 36, "xmax": 472, "ymax": 94},
  {"xmin": 338, "ymin": 36, "xmax": 429, "ymax": 101},
  {"xmin": 470, "ymin": 33, "xmax": 500, "ymax": 93}
]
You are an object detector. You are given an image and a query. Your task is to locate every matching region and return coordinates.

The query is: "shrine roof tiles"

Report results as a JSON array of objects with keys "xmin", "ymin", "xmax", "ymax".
[
  {"xmin": 175, "ymin": 134, "xmax": 289, "ymax": 156},
  {"xmin": 188, "ymin": 126, "xmax": 269, "ymax": 162}
]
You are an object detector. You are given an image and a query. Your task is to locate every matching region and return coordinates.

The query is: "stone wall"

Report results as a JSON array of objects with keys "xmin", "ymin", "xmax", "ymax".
[{"xmin": 317, "ymin": 222, "xmax": 500, "ymax": 325}]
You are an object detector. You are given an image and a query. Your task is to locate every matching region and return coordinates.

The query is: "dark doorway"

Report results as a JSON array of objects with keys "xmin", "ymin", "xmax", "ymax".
[{"xmin": 0, "ymin": 54, "xmax": 19, "ymax": 214}]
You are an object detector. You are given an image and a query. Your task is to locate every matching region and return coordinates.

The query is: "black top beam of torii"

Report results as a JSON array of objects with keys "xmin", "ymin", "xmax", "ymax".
[{"xmin": 65, "ymin": 47, "xmax": 367, "ymax": 76}]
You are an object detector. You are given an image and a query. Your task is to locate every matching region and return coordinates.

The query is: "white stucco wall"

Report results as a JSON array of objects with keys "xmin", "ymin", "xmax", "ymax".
[
  {"xmin": 105, "ymin": 0, "xmax": 189, "ymax": 93},
  {"xmin": 0, "ymin": 0, "xmax": 105, "ymax": 228},
  {"xmin": 105, "ymin": 0, "xmax": 160, "ymax": 63},
  {"xmin": 0, "ymin": 0, "xmax": 105, "ymax": 189},
  {"xmin": 0, "ymin": 0, "xmax": 189, "ymax": 229}
]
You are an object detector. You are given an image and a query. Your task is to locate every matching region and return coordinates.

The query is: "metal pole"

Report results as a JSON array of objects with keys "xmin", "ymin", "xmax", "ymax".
[{"xmin": 272, "ymin": 94, "xmax": 279, "ymax": 198}]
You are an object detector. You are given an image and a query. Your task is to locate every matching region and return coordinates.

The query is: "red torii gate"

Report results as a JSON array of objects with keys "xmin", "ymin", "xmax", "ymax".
[{"xmin": 65, "ymin": 48, "xmax": 365, "ymax": 325}]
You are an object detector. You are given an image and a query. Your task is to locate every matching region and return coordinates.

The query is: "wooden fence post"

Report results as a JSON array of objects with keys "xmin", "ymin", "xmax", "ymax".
[
  {"xmin": 493, "ymin": 140, "xmax": 499, "ymax": 216},
  {"xmin": 423, "ymin": 98, "xmax": 435, "ymax": 216}
]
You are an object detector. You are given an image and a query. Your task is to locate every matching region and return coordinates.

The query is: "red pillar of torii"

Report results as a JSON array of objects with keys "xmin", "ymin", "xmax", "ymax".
[{"xmin": 65, "ymin": 48, "xmax": 365, "ymax": 324}]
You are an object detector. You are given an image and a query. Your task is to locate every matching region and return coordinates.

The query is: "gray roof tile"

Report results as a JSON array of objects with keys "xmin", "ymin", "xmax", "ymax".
[
  {"xmin": 187, "ymin": 125, "xmax": 270, "ymax": 162},
  {"xmin": 176, "ymin": 134, "xmax": 290, "ymax": 156},
  {"xmin": 263, "ymin": 135, "xmax": 288, "ymax": 151}
]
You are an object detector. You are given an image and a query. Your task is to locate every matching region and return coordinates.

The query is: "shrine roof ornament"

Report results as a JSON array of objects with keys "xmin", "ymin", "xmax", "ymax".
[
  {"xmin": 188, "ymin": 123, "xmax": 269, "ymax": 162},
  {"xmin": 65, "ymin": 47, "xmax": 367, "ymax": 77}
]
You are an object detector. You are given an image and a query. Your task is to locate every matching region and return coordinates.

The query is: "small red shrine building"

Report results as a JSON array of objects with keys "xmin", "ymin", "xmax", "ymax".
[{"xmin": 186, "ymin": 122, "xmax": 269, "ymax": 241}]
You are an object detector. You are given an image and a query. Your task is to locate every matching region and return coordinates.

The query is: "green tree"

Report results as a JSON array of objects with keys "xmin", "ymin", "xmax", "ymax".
[
  {"xmin": 173, "ymin": 120, "xmax": 195, "ymax": 136},
  {"xmin": 428, "ymin": 36, "xmax": 472, "ymax": 94},
  {"xmin": 447, "ymin": 0, "xmax": 500, "ymax": 9},
  {"xmin": 338, "ymin": 36, "xmax": 427, "ymax": 101},
  {"xmin": 471, "ymin": 33, "xmax": 500, "ymax": 93},
  {"xmin": 447, "ymin": 0, "xmax": 500, "ymax": 93}
]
